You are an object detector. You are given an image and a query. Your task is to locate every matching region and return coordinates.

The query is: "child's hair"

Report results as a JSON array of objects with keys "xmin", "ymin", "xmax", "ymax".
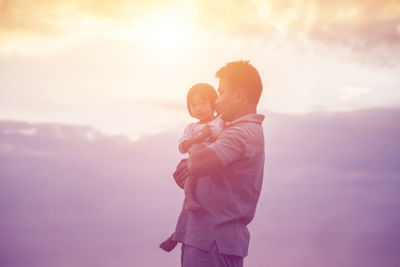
[{"xmin": 186, "ymin": 83, "xmax": 218, "ymax": 117}]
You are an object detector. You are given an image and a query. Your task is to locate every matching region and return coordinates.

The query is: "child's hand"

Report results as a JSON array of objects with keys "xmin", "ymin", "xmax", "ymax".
[
  {"xmin": 199, "ymin": 125, "xmax": 211, "ymax": 140},
  {"xmin": 188, "ymin": 144, "xmax": 207, "ymax": 153}
]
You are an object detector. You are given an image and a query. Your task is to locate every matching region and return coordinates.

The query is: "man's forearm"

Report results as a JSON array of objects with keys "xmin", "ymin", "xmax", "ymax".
[
  {"xmin": 188, "ymin": 147, "xmax": 223, "ymax": 177},
  {"xmin": 173, "ymin": 159, "xmax": 190, "ymax": 189}
]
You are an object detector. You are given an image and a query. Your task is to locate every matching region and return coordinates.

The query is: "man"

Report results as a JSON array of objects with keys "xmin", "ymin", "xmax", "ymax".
[{"xmin": 173, "ymin": 60, "xmax": 265, "ymax": 267}]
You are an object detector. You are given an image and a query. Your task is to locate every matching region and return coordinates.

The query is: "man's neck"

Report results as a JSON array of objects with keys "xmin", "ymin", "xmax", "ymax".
[{"xmin": 229, "ymin": 106, "xmax": 257, "ymax": 122}]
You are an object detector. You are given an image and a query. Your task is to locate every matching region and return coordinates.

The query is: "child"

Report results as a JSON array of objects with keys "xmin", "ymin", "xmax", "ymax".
[
  {"xmin": 178, "ymin": 83, "xmax": 224, "ymax": 211},
  {"xmin": 159, "ymin": 83, "xmax": 224, "ymax": 253}
]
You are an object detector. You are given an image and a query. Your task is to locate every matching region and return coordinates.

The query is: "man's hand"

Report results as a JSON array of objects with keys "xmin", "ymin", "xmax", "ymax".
[{"xmin": 173, "ymin": 159, "xmax": 190, "ymax": 189}]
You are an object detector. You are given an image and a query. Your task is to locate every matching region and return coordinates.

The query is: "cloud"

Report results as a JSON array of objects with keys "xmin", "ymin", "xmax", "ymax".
[
  {"xmin": 339, "ymin": 86, "xmax": 372, "ymax": 102},
  {"xmin": 209, "ymin": 0, "xmax": 400, "ymax": 42},
  {"xmin": 0, "ymin": 0, "xmax": 158, "ymax": 35},
  {"xmin": 1, "ymin": 0, "xmax": 399, "ymax": 61},
  {"xmin": 0, "ymin": 0, "xmax": 170, "ymax": 55},
  {"xmin": 195, "ymin": 0, "xmax": 400, "ymax": 64},
  {"xmin": 1, "ymin": 108, "xmax": 400, "ymax": 266}
]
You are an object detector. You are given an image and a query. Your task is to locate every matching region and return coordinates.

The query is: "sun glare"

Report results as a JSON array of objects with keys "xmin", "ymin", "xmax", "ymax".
[{"xmin": 134, "ymin": 13, "xmax": 193, "ymax": 59}]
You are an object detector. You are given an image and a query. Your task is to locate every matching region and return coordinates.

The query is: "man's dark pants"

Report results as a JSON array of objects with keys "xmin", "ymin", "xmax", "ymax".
[{"xmin": 181, "ymin": 242, "xmax": 244, "ymax": 267}]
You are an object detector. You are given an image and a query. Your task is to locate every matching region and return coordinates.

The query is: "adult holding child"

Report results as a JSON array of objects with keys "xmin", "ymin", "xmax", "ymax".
[{"xmin": 172, "ymin": 60, "xmax": 265, "ymax": 267}]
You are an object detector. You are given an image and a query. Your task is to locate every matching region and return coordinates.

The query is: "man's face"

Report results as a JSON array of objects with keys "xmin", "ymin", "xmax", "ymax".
[{"xmin": 216, "ymin": 78, "xmax": 238, "ymax": 122}]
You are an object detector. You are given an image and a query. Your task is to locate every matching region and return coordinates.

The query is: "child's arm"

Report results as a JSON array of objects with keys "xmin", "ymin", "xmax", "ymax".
[{"xmin": 179, "ymin": 125, "xmax": 211, "ymax": 154}]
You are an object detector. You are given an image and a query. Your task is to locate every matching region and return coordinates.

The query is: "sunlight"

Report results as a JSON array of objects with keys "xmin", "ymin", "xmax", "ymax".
[{"xmin": 134, "ymin": 13, "xmax": 193, "ymax": 59}]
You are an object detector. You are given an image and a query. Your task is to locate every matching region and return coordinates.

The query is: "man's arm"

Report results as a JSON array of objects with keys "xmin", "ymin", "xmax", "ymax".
[
  {"xmin": 188, "ymin": 145, "xmax": 223, "ymax": 177},
  {"xmin": 173, "ymin": 159, "xmax": 190, "ymax": 189},
  {"xmin": 188, "ymin": 126, "xmax": 248, "ymax": 177}
]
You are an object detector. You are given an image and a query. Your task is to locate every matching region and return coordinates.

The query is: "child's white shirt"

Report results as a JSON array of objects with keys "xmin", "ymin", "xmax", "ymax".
[{"xmin": 178, "ymin": 116, "xmax": 225, "ymax": 154}]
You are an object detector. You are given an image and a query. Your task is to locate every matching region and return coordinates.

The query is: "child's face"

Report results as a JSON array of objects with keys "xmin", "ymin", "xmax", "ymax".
[{"xmin": 189, "ymin": 94, "xmax": 214, "ymax": 121}]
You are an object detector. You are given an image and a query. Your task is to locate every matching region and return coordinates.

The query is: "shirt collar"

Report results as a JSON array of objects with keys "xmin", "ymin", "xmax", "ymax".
[{"xmin": 225, "ymin": 113, "xmax": 265, "ymax": 128}]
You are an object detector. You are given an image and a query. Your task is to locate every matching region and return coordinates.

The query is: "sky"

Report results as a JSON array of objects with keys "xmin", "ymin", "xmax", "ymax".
[
  {"xmin": 1, "ymin": 2, "xmax": 400, "ymax": 266},
  {"xmin": 1, "ymin": 109, "xmax": 399, "ymax": 267},
  {"xmin": 1, "ymin": 0, "xmax": 400, "ymax": 138}
]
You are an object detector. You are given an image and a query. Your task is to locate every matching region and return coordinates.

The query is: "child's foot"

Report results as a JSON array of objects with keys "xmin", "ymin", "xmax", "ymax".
[
  {"xmin": 185, "ymin": 198, "xmax": 201, "ymax": 211},
  {"xmin": 159, "ymin": 233, "xmax": 178, "ymax": 252}
]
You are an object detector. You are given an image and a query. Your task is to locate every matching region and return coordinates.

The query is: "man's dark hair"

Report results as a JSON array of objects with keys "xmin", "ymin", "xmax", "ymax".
[
  {"xmin": 187, "ymin": 83, "xmax": 218, "ymax": 117},
  {"xmin": 216, "ymin": 60, "xmax": 263, "ymax": 104}
]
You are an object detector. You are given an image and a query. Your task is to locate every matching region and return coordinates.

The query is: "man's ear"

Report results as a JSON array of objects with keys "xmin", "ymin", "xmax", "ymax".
[{"xmin": 234, "ymin": 88, "xmax": 247, "ymax": 104}]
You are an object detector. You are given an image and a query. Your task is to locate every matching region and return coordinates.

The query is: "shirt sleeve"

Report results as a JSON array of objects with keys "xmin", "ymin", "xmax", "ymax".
[
  {"xmin": 178, "ymin": 123, "xmax": 195, "ymax": 154},
  {"xmin": 208, "ymin": 126, "xmax": 247, "ymax": 167}
]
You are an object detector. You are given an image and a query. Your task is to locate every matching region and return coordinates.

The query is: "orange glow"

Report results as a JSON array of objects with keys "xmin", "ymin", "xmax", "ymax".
[
  {"xmin": 0, "ymin": 0, "xmax": 400, "ymax": 137},
  {"xmin": 133, "ymin": 12, "xmax": 194, "ymax": 60}
]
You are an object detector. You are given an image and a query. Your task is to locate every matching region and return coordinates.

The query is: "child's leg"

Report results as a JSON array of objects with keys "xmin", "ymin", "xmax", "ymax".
[{"xmin": 184, "ymin": 175, "xmax": 200, "ymax": 211}]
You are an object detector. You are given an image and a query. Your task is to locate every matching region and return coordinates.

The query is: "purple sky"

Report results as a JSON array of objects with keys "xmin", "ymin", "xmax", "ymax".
[{"xmin": 1, "ymin": 108, "xmax": 399, "ymax": 267}]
